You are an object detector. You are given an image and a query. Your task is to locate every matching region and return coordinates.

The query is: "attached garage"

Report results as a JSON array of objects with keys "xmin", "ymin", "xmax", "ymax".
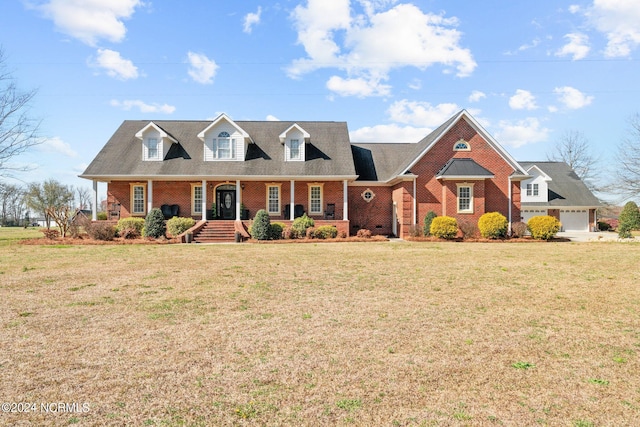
[
  {"xmin": 560, "ymin": 209, "xmax": 589, "ymax": 232},
  {"xmin": 521, "ymin": 209, "xmax": 547, "ymax": 225}
]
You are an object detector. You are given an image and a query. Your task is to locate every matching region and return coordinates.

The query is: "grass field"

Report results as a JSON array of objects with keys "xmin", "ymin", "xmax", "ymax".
[{"xmin": 1, "ymin": 230, "xmax": 639, "ymax": 426}]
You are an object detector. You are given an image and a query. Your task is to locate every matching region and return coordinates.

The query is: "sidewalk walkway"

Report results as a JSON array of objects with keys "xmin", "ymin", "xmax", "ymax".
[{"xmin": 556, "ymin": 231, "xmax": 639, "ymax": 242}]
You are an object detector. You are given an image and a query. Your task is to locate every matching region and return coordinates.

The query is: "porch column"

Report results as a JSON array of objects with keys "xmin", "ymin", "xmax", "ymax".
[
  {"xmin": 201, "ymin": 180, "xmax": 207, "ymax": 220},
  {"xmin": 343, "ymin": 180, "xmax": 348, "ymax": 221},
  {"xmin": 290, "ymin": 180, "xmax": 295, "ymax": 221},
  {"xmin": 92, "ymin": 180, "xmax": 98, "ymax": 221},
  {"xmin": 147, "ymin": 180, "xmax": 153, "ymax": 214},
  {"xmin": 236, "ymin": 180, "xmax": 241, "ymax": 220}
]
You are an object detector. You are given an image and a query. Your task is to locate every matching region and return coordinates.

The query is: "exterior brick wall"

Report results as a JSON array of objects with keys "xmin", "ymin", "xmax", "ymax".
[{"xmin": 348, "ymin": 186, "xmax": 394, "ymax": 236}]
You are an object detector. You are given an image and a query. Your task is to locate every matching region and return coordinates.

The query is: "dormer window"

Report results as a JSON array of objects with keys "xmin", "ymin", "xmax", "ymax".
[
  {"xmin": 198, "ymin": 114, "xmax": 251, "ymax": 162},
  {"xmin": 526, "ymin": 183, "xmax": 539, "ymax": 196},
  {"xmin": 214, "ymin": 131, "xmax": 235, "ymax": 159},
  {"xmin": 290, "ymin": 139, "xmax": 301, "ymax": 160},
  {"xmin": 146, "ymin": 138, "xmax": 159, "ymax": 160},
  {"xmin": 136, "ymin": 121, "xmax": 177, "ymax": 162}
]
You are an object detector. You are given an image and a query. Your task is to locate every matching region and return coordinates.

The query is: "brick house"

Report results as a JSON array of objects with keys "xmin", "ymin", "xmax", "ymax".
[{"xmin": 80, "ymin": 110, "xmax": 597, "ymax": 240}]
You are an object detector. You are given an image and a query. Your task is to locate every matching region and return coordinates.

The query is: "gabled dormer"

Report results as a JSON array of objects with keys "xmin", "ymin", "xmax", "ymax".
[
  {"xmin": 521, "ymin": 165, "xmax": 552, "ymax": 202},
  {"xmin": 280, "ymin": 123, "xmax": 310, "ymax": 162},
  {"xmin": 198, "ymin": 113, "xmax": 252, "ymax": 161},
  {"xmin": 135, "ymin": 122, "xmax": 178, "ymax": 161}
]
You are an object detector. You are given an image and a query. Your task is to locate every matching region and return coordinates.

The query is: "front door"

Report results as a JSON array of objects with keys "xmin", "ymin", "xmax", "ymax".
[{"xmin": 219, "ymin": 190, "xmax": 235, "ymax": 219}]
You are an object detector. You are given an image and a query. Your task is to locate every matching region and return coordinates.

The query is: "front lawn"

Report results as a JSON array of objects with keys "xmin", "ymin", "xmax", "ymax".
[{"xmin": 1, "ymin": 235, "xmax": 639, "ymax": 425}]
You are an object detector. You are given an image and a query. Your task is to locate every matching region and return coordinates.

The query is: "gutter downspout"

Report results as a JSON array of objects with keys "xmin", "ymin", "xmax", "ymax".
[
  {"xmin": 508, "ymin": 176, "xmax": 512, "ymax": 235},
  {"xmin": 413, "ymin": 178, "xmax": 417, "ymax": 226}
]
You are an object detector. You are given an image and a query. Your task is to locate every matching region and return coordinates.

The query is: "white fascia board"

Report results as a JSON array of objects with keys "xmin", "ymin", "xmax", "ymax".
[
  {"xmin": 400, "ymin": 110, "xmax": 528, "ymax": 177},
  {"xmin": 436, "ymin": 175, "xmax": 495, "ymax": 180},
  {"xmin": 525, "ymin": 165, "xmax": 552, "ymax": 181},
  {"xmin": 197, "ymin": 113, "xmax": 252, "ymax": 142},
  {"xmin": 79, "ymin": 174, "xmax": 359, "ymax": 182},
  {"xmin": 279, "ymin": 123, "xmax": 311, "ymax": 143},
  {"xmin": 135, "ymin": 121, "xmax": 177, "ymax": 143}
]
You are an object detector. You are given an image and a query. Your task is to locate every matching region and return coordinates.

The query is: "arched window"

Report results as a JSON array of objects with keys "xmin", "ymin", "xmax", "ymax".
[{"xmin": 454, "ymin": 140, "xmax": 470, "ymax": 151}]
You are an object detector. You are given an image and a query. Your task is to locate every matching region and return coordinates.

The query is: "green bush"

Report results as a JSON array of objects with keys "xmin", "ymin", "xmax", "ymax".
[
  {"xmin": 597, "ymin": 221, "xmax": 611, "ymax": 231},
  {"xmin": 269, "ymin": 222, "xmax": 286, "ymax": 240},
  {"xmin": 527, "ymin": 215, "xmax": 561, "ymax": 240},
  {"xmin": 430, "ymin": 216, "xmax": 458, "ymax": 239},
  {"xmin": 478, "ymin": 212, "xmax": 508, "ymax": 239},
  {"xmin": 251, "ymin": 209, "xmax": 271, "ymax": 240},
  {"xmin": 144, "ymin": 208, "xmax": 166, "ymax": 238},
  {"xmin": 315, "ymin": 225, "xmax": 338, "ymax": 239},
  {"xmin": 291, "ymin": 213, "xmax": 315, "ymax": 239},
  {"xmin": 423, "ymin": 211, "xmax": 437, "ymax": 236},
  {"xmin": 97, "ymin": 212, "xmax": 107, "ymax": 220},
  {"xmin": 116, "ymin": 217, "xmax": 145, "ymax": 235},
  {"xmin": 618, "ymin": 201, "xmax": 640, "ymax": 238},
  {"xmin": 166, "ymin": 217, "xmax": 196, "ymax": 237}
]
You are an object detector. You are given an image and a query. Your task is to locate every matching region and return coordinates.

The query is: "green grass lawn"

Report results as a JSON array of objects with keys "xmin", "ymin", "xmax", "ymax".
[{"xmin": 1, "ymin": 231, "xmax": 639, "ymax": 426}]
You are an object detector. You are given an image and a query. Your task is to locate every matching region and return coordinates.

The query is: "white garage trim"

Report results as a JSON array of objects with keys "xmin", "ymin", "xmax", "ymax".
[
  {"xmin": 521, "ymin": 209, "xmax": 547, "ymax": 225},
  {"xmin": 560, "ymin": 209, "xmax": 589, "ymax": 232}
]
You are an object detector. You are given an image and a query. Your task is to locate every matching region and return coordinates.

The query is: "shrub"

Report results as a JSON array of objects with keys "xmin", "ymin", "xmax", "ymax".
[
  {"xmin": 97, "ymin": 212, "xmax": 107, "ymax": 220},
  {"xmin": 269, "ymin": 222, "xmax": 286, "ymax": 240},
  {"xmin": 458, "ymin": 219, "xmax": 479, "ymax": 239},
  {"xmin": 478, "ymin": 212, "xmax": 508, "ymax": 239},
  {"xmin": 251, "ymin": 209, "xmax": 271, "ymax": 240},
  {"xmin": 144, "ymin": 208, "xmax": 166, "ymax": 238},
  {"xmin": 597, "ymin": 221, "xmax": 611, "ymax": 232},
  {"xmin": 527, "ymin": 215, "xmax": 561, "ymax": 240},
  {"xmin": 430, "ymin": 216, "xmax": 458, "ymax": 239},
  {"xmin": 119, "ymin": 227, "xmax": 140, "ymax": 240},
  {"xmin": 116, "ymin": 217, "xmax": 145, "ymax": 235},
  {"xmin": 41, "ymin": 229, "xmax": 60, "ymax": 239},
  {"xmin": 423, "ymin": 211, "xmax": 437, "ymax": 236},
  {"xmin": 407, "ymin": 224, "xmax": 423, "ymax": 237},
  {"xmin": 305, "ymin": 226, "xmax": 316, "ymax": 239},
  {"xmin": 291, "ymin": 214, "xmax": 315, "ymax": 239},
  {"xmin": 315, "ymin": 225, "xmax": 338, "ymax": 239},
  {"xmin": 510, "ymin": 221, "xmax": 528, "ymax": 238},
  {"xmin": 85, "ymin": 222, "xmax": 116, "ymax": 241},
  {"xmin": 618, "ymin": 201, "xmax": 640, "ymax": 238},
  {"xmin": 282, "ymin": 226, "xmax": 294, "ymax": 240},
  {"xmin": 166, "ymin": 217, "xmax": 196, "ymax": 237},
  {"xmin": 356, "ymin": 229, "xmax": 372, "ymax": 238}
]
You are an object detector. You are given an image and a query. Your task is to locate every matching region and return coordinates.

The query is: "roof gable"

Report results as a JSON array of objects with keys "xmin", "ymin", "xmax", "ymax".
[
  {"xmin": 135, "ymin": 121, "xmax": 178, "ymax": 143},
  {"xmin": 279, "ymin": 123, "xmax": 310, "ymax": 143},
  {"xmin": 197, "ymin": 113, "xmax": 251, "ymax": 142}
]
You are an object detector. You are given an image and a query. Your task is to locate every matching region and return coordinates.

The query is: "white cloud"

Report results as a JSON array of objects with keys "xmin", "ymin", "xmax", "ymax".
[
  {"xmin": 556, "ymin": 33, "xmax": 590, "ymax": 60},
  {"xmin": 326, "ymin": 75, "xmax": 391, "ymax": 97},
  {"xmin": 38, "ymin": 136, "xmax": 77, "ymax": 157},
  {"xmin": 266, "ymin": 115, "xmax": 280, "ymax": 121},
  {"xmin": 568, "ymin": 5, "xmax": 581, "ymax": 14},
  {"xmin": 495, "ymin": 118, "xmax": 550, "ymax": 148},
  {"xmin": 288, "ymin": 1, "xmax": 476, "ymax": 97},
  {"xmin": 509, "ymin": 89, "xmax": 538, "ymax": 110},
  {"xmin": 110, "ymin": 99, "xmax": 176, "ymax": 114},
  {"xmin": 33, "ymin": 0, "xmax": 143, "ymax": 46},
  {"xmin": 350, "ymin": 123, "xmax": 431, "ymax": 142},
  {"xmin": 90, "ymin": 48, "xmax": 139, "ymax": 80},
  {"xmin": 554, "ymin": 86, "xmax": 594, "ymax": 109},
  {"xmin": 387, "ymin": 100, "xmax": 460, "ymax": 127},
  {"xmin": 187, "ymin": 52, "xmax": 218, "ymax": 84},
  {"xmin": 243, "ymin": 6, "xmax": 262, "ymax": 34},
  {"xmin": 468, "ymin": 90, "xmax": 486, "ymax": 103},
  {"xmin": 584, "ymin": 0, "xmax": 640, "ymax": 57},
  {"xmin": 408, "ymin": 79, "xmax": 421, "ymax": 90}
]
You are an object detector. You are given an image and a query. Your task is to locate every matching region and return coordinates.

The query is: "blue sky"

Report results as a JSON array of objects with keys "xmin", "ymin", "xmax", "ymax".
[{"xmin": 1, "ymin": 0, "xmax": 639, "ymax": 201}]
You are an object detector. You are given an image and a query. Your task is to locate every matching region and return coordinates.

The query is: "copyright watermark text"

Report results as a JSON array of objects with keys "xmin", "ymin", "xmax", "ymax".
[{"xmin": 1, "ymin": 402, "xmax": 90, "ymax": 414}]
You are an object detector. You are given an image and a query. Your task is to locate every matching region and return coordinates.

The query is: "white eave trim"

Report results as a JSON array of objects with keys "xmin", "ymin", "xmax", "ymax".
[
  {"xmin": 525, "ymin": 165, "xmax": 552, "ymax": 181},
  {"xmin": 279, "ymin": 123, "xmax": 311, "ymax": 143},
  {"xmin": 135, "ymin": 121, "xmax": 178, "ymax": 143},
  {"xmin": 79, "ymin": 174, "xmax": 359, "ymax": 182},
  {"xmin": 197, "ymin": 113, "xmax": 252, "ymax": 142},
  {"xmin": 436, "ymin": 175, "xmax": 495, "ymax": 180}
]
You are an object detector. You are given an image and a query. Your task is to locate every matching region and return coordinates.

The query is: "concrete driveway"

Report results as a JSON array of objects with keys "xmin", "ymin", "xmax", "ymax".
[{"xmin": 556, "ymin": 231, "xmax": 638, "ymax": 242}]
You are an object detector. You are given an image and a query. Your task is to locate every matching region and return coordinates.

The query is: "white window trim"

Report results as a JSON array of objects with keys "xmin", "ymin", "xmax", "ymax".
[
  {"xmin": 289, "ymin": 139, "xmax": 302, "ymax": 160},
  {"xmin": 456, "ymin": 183, "xmax": 474, "ymax": 214},
  {"xmin": 308, "ymin": 183, "xmax": 324, "ymax": 216},
  {"xmin": 361, "ymin": 188, "xmax": 376, "ymax": 203},
  {"xmin": 130, "ymin": 183, "xmax": 146, "ymax": 216},
  {"xmin": 453, "ymin": 139, "xmax": 471, "ymax": 151},
  {"xmin": 143, "ymin": 137, "xmax": 162, "ymax": 161},
  {"xmin": 266, "ymin": 183, "xmax": 282, "ymax": 216},
  {"xmin": 191, "ymin": 183, "xmax": 203, "ymax": 215}
]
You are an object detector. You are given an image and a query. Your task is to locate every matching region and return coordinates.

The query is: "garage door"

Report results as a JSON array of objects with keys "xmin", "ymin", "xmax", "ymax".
[
  {"xmin": 521, "ymin": 209, "xmax": 547, "ymax": 225},
  {"xmin": 560, "ymin": 210, "xmax": 589, "ymax": 231}
]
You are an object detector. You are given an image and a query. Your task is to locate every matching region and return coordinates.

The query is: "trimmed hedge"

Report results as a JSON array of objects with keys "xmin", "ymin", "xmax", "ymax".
[
  {"xmin": 116, "ymin": 217, "xmax": 145, "ymax": 235},
  {"xmin": 315, "ymin": 225, "xmax": 338, "ymax": 239},
  {"xmin": 269, "ymin": 222, "xmax": 286, "ymax": 240},
  {"xmin": 144, "ymin": 208, "xmax": 166, "ymax": 238},
  {"xmin": 251, "ymin": 209, "xmax": 271, "ymax": 240},
  {"xmin": 527, "ymin": 215, "xmax": 561, "ymax": 240},
  {"xmin": 166, "ymin": 217, "xmax": 196, "ymax": 237},
  {"xmin": 423, "ymin": 211, "xmax": 437, "ymax": 236},
  {"xmin": 430, "ymin": 216, "xmax": 458, "ymax": 239},
  {"xmin": 478, "ymin": 212, "xmax": 508, "ymax": 239},
  {"xmin": 291, "ymin": 214, "xmax": 315, "ymax": 239}
]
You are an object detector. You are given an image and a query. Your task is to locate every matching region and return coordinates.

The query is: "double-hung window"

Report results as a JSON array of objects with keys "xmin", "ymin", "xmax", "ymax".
[
  {"xmin": 212, "ymin": 131, "xmax": 235, "ymax": 159},
  {"xmin": 267, "ymin": 185, "xmax": 280, "ymax": 215},
  {"xmin": 192, "ymin": 185, "xmax": 203, "ymax": 215},
  {"xmin": 131, "ymin": 184, "xmax": 146, "ymax": 216},
  {"xmin": 309, "ymin": 184, "xmax": 323, "ymax": 215},
  {"xmin": 457, "ymin": 184, "xmax": 473, "ymax": 213},
  {"xmin": 290, "ymin": 139, "xmax": 301, "ymax": 160},
  {"xmin": 526, "ymin": 183, "xmax": 539, "ymax": 196}
]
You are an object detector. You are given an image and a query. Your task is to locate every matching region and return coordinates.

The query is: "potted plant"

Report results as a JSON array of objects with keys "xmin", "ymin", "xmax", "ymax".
[
  {"xmin": 240, "ymin": 203, "xmax": 249, "ymax": 220},
  {"xmin": 207, "ymin": 203, "xmax": 217, "ymax": 220},
  {"xmin": 184, "ymin": 230, "xmax": 193, "ymax": 243}
]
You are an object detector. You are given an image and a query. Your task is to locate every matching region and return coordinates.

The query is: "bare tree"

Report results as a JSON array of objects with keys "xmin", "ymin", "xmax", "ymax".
[
  {"xmin": 0, "ymin": 47, "xmax": 41, "ymax": 176},
  {"xmin": 547, "ymin": 130, "xmax": 600, "ymax": 191},
  {"xmin": 76, "ymin": 186, "xmax": 92, "ymax": 210},
  {"xmin": 0, "ymin": 182, "xmax": 25, "ymax": 225},
  {"xmin": 614, "ymin": 114, "xmax": 640, "ymax": 201},
  {"xmin": 24, "ymin": 179, "xmax": 74, "ymax": 229}
]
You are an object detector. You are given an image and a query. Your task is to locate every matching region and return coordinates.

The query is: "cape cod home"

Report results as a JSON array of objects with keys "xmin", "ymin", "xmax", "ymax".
[{"xmin": 80, "ymin": 110, "xmax": 599, "ymax": 241}]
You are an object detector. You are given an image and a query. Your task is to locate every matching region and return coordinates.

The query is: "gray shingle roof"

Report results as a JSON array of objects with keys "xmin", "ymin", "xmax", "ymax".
[
  {"xmin": 436, "ymin": 158, "xmax": 494, "ymax": 178},
  {"xmin": 81, "ymin": 120, "xmax": 357, "ymax": 180},
  {"xmin": 520, "ymin": 161, "xmax": 601, "ymax": 207}
]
